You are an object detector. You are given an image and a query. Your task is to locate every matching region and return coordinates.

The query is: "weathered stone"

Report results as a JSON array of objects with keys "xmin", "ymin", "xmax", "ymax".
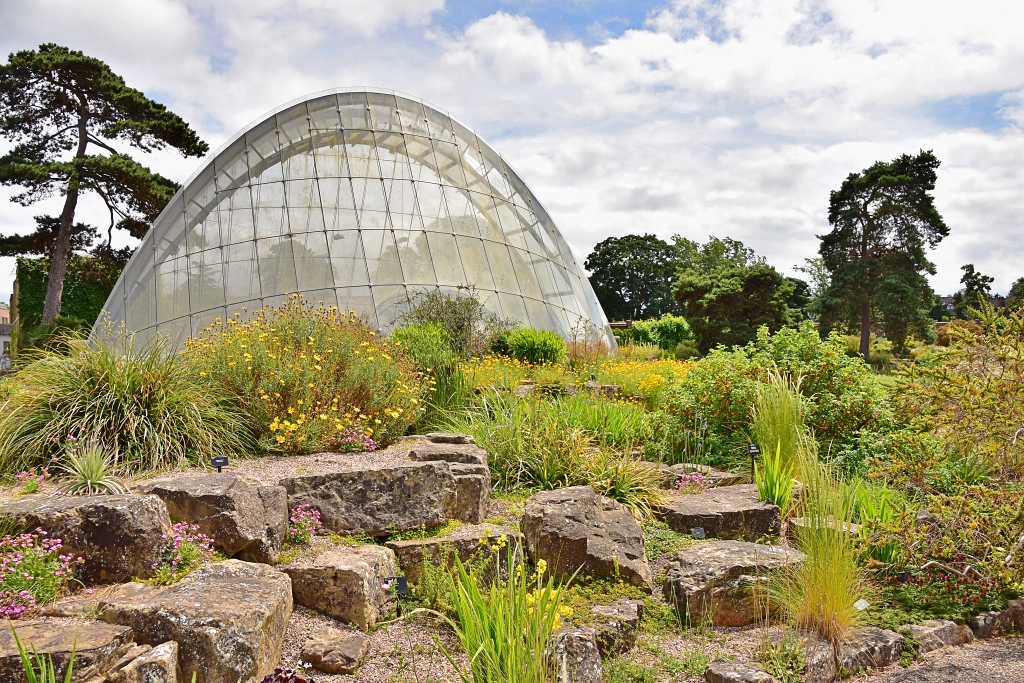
[
  {"xmin": 0, "ymin": 494, "xmax": 171, "ymax": 584},
  {"xmin": 281, "ymin": 461, "xmax": 458, "ymax": 536},
  {"xmin": 704, "ymin": 661, "xmax": 776, "ymax": 683},
  {"xmin": 600, "ymin": 385, "xmax": 620, "ymax": 397},
  {"xmin": 105, "ymin": 644, "xmax": 153, "ymax": 678},
  {"xmin": 135, "ymin": 473, "xmax": 288, "ymax": 564},
  {"xmin": 451, "ymin": 472, "xmax": 490, "ymax": 524},
  {"xmin": 905, "ymin": 619, "xmax": 973, "ymax": 655},
  {"xmin": 915, "ymin": 509, "xmax": 940, "ymax": 526},
  {"xmin": 108, "ymin": 641, "xmax": 179, "ymax": 683},
  {"xmin": 591, "ymin": 599, "xmax": 644, "ymax": 655},
  {"xmin": 408, "ymin": 443, "xmax": 488, "ymax": 466},
  {"xmin": 386, "ymin": 525, "xmax": 522, "ymax": 582},
  {"xmin": 583, "ymin": 380, "xmax": 601, "ymax": 393},
  {"xmin": 423, "ymin": 432, "xmax": 476, "ymax": 445},
  {"xmin": 300, "ymin": 628, "xmax": 370, "ymax": 675},
  {"xmin": 0, "ymin": 621, "xmax": 134, "ymax": 683},
  {"xmin": 837, "ymin": 626, "xmax": 903, "ymax": 675},
  {"xmin": 664, "ymin": 540, "xmax": 804, "ymax": 627},
  {"xmin": 655, "ymin": 485, "xmax": 781, "ymax": 540},
  {"xmin": 553, "ymin": 626, "xmax": 602, "ymax": 683},
  {"xmin": 969, "ymin": 606, "xmax": 1018, "ymax": 638},
  {"xmin": 768, "ymin": 631, "xmax": 835, "ymax": 683},
  {"xmin": 523, "ymin": 486, "xmax": 653, "ymax": 587},
  {"xmin": 283, "ymin": 544, "xmax": 398, "ymax": 630},
  {"xmin": 515, "ymin": 383, "xmax": 536, "ymax": 397},
  {"xmin": 98, "ymin": 559, "xmax": 292, "ymax": 683}
]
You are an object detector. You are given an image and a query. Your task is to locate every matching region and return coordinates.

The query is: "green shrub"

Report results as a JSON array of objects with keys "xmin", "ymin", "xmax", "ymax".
[
  {"xmin": 390, "ymin": 323, "xmax": 469, "ymax": 422},
  {"xmin": 0, "ymin": 332, "xmax": 252, "ymax": 473},
  {"xmin": 398, "ymin": 287, "xmax": 517, "ymax": 358},
  {"xmin": 674, "ymin": 340, "xmax": 701, "ymax": 359},
  {"xmin": 616, "ymin": 314, "xmax": 695, "ymax": 351},
  {"xmin": 505, "ymin": 328, "xmax": 566, "ymax": 365},
  {"xmin": 186, "ymin": 295, "xmax": 426, "ymax": 454}
]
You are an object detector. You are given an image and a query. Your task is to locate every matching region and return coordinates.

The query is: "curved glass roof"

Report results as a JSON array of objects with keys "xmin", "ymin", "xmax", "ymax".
[{"xmin": 99, "ymin": 88, "xmax": 614, "ymax": 347}]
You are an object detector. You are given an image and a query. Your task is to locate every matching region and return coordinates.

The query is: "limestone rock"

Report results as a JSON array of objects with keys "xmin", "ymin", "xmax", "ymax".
[
  {"xmin": 98, "ymin": 559, "xmax": 292, "ymax": 683},
  {"xmin": 0, "ymin": 494, "xmax": 171, "ymax": 584},
  {"xmin": 300, "ymin": 628, "xmax": 370, "ymax": 675},
  {"xmin": 515, "ymin": 383, "xmax": 536, "ymax": 397},
  {"xmin": 591, "ymin": 599, "xmax": 644, "ymax": 655},
  {"xmin": 108, "ymin": 641, "xmax": 179, "ymax": 683},
  {"xmin": 0, "ymin": 621, "xmax": 134, "ymax": 683},
  {"xmin": 634, "ymin": 462, "xmax": 677, "ymax": 488},
  {"xmin": 407, "ymin": 441, "xmax": 488, "ymax": 466},
  {"xmin": 423, "ymin": 433, "xmax": 476, "ymax": 445},
  {"xmin": 837, "ymin": 626, "xmax": 903, "ymax": 675},
  {"xmin": 663, "ymin": 540, "xmax": 804, "ymax": 627},
  {"xmin": 281, "ymin": 461, "xmax": 458, "ymax": 535},
  {"xmin": 283, "ymin": 544, "xmax": 398, "ymax": 630},
  {"xmin": 135, "ymin": 473, "xmax": 288, "ymax": 564},
  {"xmin": 386, "ymin": 524, "xmax": 522, "ymax": 582},
  {"xmin": 969, "ymin": 605, "xmax": 1019, "ymax": 638},
  {"xmin": 905, "ymin": 619, "xmax": 973, "ymax": 655},
  {"xmin": 655, "ymin": 485, "xmax": 780, "ymax": 540},
  {"xmin": 405, "ymin": 439, "xmax": 491, "ymax": 523},
  {"xmin": 523, "ymin": 486, "xmax": 653, "ymax": 587},
  {"xmin": 553, "ymin": 626, "xmax": 602, "ymax": 683},
  {"xmin": 704, "ymin": 661, "xmax": 776, "ymax": 683}
]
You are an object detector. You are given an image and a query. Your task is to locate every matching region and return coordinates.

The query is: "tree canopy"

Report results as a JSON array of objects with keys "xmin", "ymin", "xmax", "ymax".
[
  {"xmin": 1007, "ymin": 278, "xmax": 1024, "ymax": 311},
  {"xmin": 584, "ymin": 234, "xmax": 681, "ymax": 320},
  {"xmin": 0, "ymin": 44, "xmax": 207, "ymax": 323},
  {"xmin": 817, "ymin": 150, "xmax": 948, "ymax": 359},
  {"xmin": 952, "ymin": 263, "xmax": 994, "ymax": 318}
]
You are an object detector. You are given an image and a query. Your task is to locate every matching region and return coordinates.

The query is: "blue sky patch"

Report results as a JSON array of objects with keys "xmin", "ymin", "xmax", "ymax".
[{"xmin": 927, "ymin": 91, "xmax": 1009, "ymax": 132}]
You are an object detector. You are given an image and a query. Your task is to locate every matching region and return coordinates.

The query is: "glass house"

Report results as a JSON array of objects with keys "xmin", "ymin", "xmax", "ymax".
[{"xmin": 99, "ymin": 88, "xmax": 615, "ymax": 347}]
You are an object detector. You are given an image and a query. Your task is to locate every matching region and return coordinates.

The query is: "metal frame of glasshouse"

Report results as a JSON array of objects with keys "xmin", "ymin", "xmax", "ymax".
[{"xmin": 99, "ymin": 87, "xmax": 615, "ymax": 347}]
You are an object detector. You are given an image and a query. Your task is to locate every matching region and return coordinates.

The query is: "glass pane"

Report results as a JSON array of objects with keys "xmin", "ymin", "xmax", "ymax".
[
  {"xmin": 278, "ymin": 105, "xmax": 315, "ymax": 180},
  {"xmin": 483, "ymin": 240, "xmax": 520, "ymax": 295},
  {"xmin": 454, "ymin": 121, "xmax": 488, "ymax": 194},
  {"xmin": 509, "ymin": 247, "xmax": 543, "ymax": 299},
  {"xmin": 494, "ymin": 199, "xmax": 527, "ymax": 250},
  {"xmin": 188, "ymin": 250, "xmax": 225, "ymax": 312},
  {"xmin": 293, "ymin": 231, "xmax": 335, "ymax": 292},
  {"xmin": 426, "ymin": 232, "xmax": 468, "ymax": 287},
  {"xmin": 383, "ymin": 178, "xmax": 418, "ymax": 215},
  {"xmin": 318, "ymin": 177, "xmax": 356, "ymax": 214},
  {"xmin": 503, "ymin": 163, "xmax": 534, "ymax": 210},
  {"xmin": 276, "ymin": 103, "xmax": 310, "ymax": 149},
  {"xmin": 415, "ymin": 182, "xmax": 449, "ymax": 233},
  {"xmin": 455, "ymin": 236, "xmax": 494, "ymax": 290},
  {"xmin": 498, "ymin": 292, "xmax": 529, "ymax": 327},
  {"xmin": 352, "ymin": 178, "xmax": 389, "ymax": 230},
  {"xmin": 282, "ymin": 139, "xmax": 316, "ymax": 181},
  {"xmin": 214, "ymin": 137, "xmax": 250, "ymax": 193},
  {"xmin": 431, "ymin": 140, "xmax": 467, "ymax": 188},
  {"xmin": 307, "ymin": 93, "xmax": 341, "ymax": 130},
  {"xmin": 302, "ymin": 288, "xmax": 340, "ymax": 312},
  {"xmin": 285, "ymin": 179, "xmax": 326, "ymax": 234},
  {"xmin": 361, "ymin": 229, "xmax": 405, "ymax": 286},
  {"xmin": 338, "ymin": 91, "xmax": 370, "ymax": 129},
  {"xmin": 218, "ymin": 186, "xmax": 255, "ymax": 245},
  {"xmin": 395, "ymin": 96, "xmax": 429, "ymax": 136},
  {"xmin": 312, "ymin": 130, "xmax": 348, "ymax": 178},
  {"xmin": 375, "ymin": 132, "xmax": 412, "ymax": 180},
  {"xmin": 470, "ymin": 192, "xmax": 503, "ymax": 242},
  {"xmin": 444, "ymin": 186, "xmax": 480, "ymax": 237},
  {"xmin": 245, "ymin": 117, "xmax": 283, "ymax": 184},
  {"xmin": 328, "ymin": 230, "xmax": 370, "ymax": 288},
  {"xmin": 524, "ymin": 296, "xmax": 550, "ymax": 331},
  {"xmin": 156, "ymin": 256, "xmax": 190, "ymax": 323},
  {"xmin": 126, "ymin": 266, "xmax": 156, "ymax": 331},
  {"xmin": 257, "ymin": 236, "xmax": 298, "ymax": 295},
  {"xmin": 192, "ymin": 307, "xmax": 227, "ymax": 336},
  {"xmin": 481, "ymin": 145, "xmax": 512, "ymax": 199},
  {"xmin": 252, "ymin": 181, "xmax": 287, "ymax": 238},
  {"xmin": 156, "ymin": 317, "xmax": 191, "ymax": 347},
  {"xmin": 224, "ymin": 241, "xmax": 261, "ymax": 305},
  {"xmin": 394, "ymin": 230, "xmax": 436, "ymax": 286},
  {"xmin": 371, "ymin": 284, "xmax": 407, "ymax": 329},
  {"xmin": 336, "ymin": 286, "xmax": 377, "ymax": 327},
  {"xmin": 155, "ymin": 195, "xmax": 187, "ymax": 271},
  {"xmin": 344, "ymin": 130, "xmax": 381, "ymax": 178},
  {"xmin": 366, "ymin": 91, "xmax": 400, "ymax": 131},
  {"xmin": 424, "ymin": 106, "xmax": 455, "ymax": 140},
  {"xmin": 185, "ymin": 171, "xmax": 219, "ymax": 254},
  {"xmin": 404, "ymin": 135, "xmax": 442, "ymax": 184}
]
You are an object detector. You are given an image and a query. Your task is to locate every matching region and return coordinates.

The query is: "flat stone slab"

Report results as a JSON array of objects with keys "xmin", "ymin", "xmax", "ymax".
[
  {"xmin": 704, "ymin": 661, "xmax": 775, "ymax": 683},
  {"xmin": 301, "ymin": 628, "xmax": 370, "ymax": 675},
  {"xmin": 655, "ymin": 485, "xmax": 781, "ymax": 540},
  {"xmin": 283, "ymin": 544, "xmax": 398, "ymax": 630},
  {"xmin": 281, "ymin": 460, "xmax": 458, "ymax": 536},
  {"xmin": 0, "ymin": 494, "xmax": 171, "ymax": 584},
  {"xmin": 664, "ymin": 540, "xmax": 804, "ymax": 626},
  {"xmin": 98, "ymin": 559, "xmax": 292, "ymax": 683},
  {"xmin": 386, "ymin": 524, "xmax": 522, "ymax": 582},
  {"xmin": 0, "ymin": 621, "xmax": 134, "ymax": 683},
  {"xmin": 906, "ymin": 619, "xmax": 974, "ymax": 655},
  {"xmin": 837, "ymin": 626, "xmax": 903, "ymax": 675}
]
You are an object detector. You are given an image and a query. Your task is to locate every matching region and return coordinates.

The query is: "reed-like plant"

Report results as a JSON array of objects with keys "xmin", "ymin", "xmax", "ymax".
[
  {"xmin": 750, "ymin": 370, "xmax": 805, "ymax": 473},
  {"xmin": 12, "ymin": 625, "xmax": 74, "ymax": 683},
  {"xmin": 55, "ymin": 440, "xmax": 129, "ymax": 496},
  {"xmin": 756, "ymin": 442, "xmax": 795, "ymax": 516},
  {"xmin": 0, "ymin": 331, "xmax": 253, "ymax": 474}
]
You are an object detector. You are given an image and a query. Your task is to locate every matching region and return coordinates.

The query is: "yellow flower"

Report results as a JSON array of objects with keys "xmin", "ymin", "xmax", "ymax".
[
  {"xmin": 559, "ymin": 606, "xmax": 573, "ymax": 617},
  {"xmin": 308, "ymin": 383, "xmax": 315, "ymax": 388},
  {"xmin": 199, "ymin": 371, "xmax": 207, "ymax": 376},
  {"xmin": 287, "ymin": 407, "xmax": 295, "ymax": 414},
  {"xmin": 276, "ymin": 435, "xmax": 286, "ymax": 443},
  {"xmin": 536, "ymin": 559, "xmax": 547, "ymax": 575}
]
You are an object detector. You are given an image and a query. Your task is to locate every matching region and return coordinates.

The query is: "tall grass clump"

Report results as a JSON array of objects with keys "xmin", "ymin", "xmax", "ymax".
[
  {"xmin": 756, "ymin": 443, "xmax": 795, "ymax": 515},
  {"xmin": 186, "ymin": 295, "xmax": 426, "ymax": 454},
  {"xmin": 750, "ymin": 370, "xmax": 805, "ymax": 472},
  {"xmin": 505, "ymin": 328, "xmax": 566, "ymax": 365},
  {"xmin": 390, "ymin": 323, "xmax": 470, "ymax": 424},
  {"xmin": 0, "ymin": 331, "xmax": 251, "ymax": 473}
]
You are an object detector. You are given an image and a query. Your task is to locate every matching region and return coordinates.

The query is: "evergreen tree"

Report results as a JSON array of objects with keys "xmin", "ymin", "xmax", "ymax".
[{"xmin": 952, "ymin": 263, "xmax": 994, "ymax": 318}]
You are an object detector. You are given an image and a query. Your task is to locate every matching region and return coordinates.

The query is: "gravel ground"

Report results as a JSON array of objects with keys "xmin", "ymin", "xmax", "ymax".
[{"xmin": 862, "ymin": 637, "xmax": 1024, "ymax": 683}]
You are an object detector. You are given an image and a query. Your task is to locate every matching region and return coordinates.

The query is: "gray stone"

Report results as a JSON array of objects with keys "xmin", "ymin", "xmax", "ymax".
[
  {"xmin": 0, "ymin": 621, "xmax": 134, "ymax": 683},
  {"xmin": 553, "ymin": 626, "xmax": 602, "ymax": 683},
  {"xmin": 969, "ymin": 606, "xmax": 1019, "ymax": 638},
  {"xmin": 300, "ymin": 628, "xmax": 370, "ymax": 675},
  {"xmin": 837, "ymin": 626, "xmax": 903, "ymax": 675},
  {"xmin": 515, "ymin": 383, "xmax": 536, "ymax": 397},
  {"xmin": 600, "ymin": 385, "xmax": 620, "ymax": 397},
  {"xmin": 134, "ymin": 473, "xmax": 288, "ymax": 564},
  {"xmin": 423, "ymin": 432, "xmax": 476, "ymax": 445},
  {"xmin": 405, "ymin": 438, "xmax": 491, "ymax": 522},
  {"xmin": 768, "ymin": 631, "xmax": 835, "ymax": 683},
  {"xmin": 704, "ymin": 661, "xmax": 776, "ymax": 683},
  {"xmin": 104, "ymin": 644, "xmax": 153, "ymax": 679},
  {"xmin": 905, "ymin": 619, "xmax": 974, "ymax": 655},
  {"xmin": 916, "ymin": 509, "xmax": 940, "ymax": 526},
  {"xmin": 108, "ymin": 641, "xmax": 179, "ymax": 683},
  {"xmin": 283, "ymin": 544, "xmax": 398, "ymax": 630},
  {"xmin": 386, "ymin": 524, "xmax": 521, "ymax": 582},
  {"xmin": 280, "ymin": 461, "xmax": 458, "ymax": 536},
  {"xmin": 663, "ymin": 540, "xmax": 804, "ymax": 627},
  {"xmin": 583, "ymin": 380, "xmax": 601, "ymax": 393},
  {"xmin": 407, "ymin": 442, "xmax": 488, "ymax": 466},
  {"xmin": 523, "ymin": 486, "xmax": 653, "ymax": 587},
  {"xmin": 98, "ymin": 559, "xmax": 292, "ymax": 683},
  {"xmin": 591, "ymin": 599, "xmax": 644, "ymax": 655},
  {"xmin": 655, "ymin": 485, "xmax": 781, "ymax": 540},
  {"xmin": 0, "ymin": 494, "xmax": 171, "ymax": 584}
]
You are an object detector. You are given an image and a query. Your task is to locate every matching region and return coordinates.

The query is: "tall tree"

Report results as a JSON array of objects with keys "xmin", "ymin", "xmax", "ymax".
[
  {"xmin": 1007, "ymin": 277, "xmax": 1024, "ymax": 311},
  {"xmin": 0, "ymin": 44, "xmax": 207, "ymax": 323},
  {"xmin": 817, "ymin": 150, "xmax": 948, "ymax": 360},
  {"xmin": 0, "ymin": 214, "xmax": 96, "ymax": 257},
  {"xmin": 952, "ymin": 263, "xmax": 994, "ymax": 318},
  {"xmin": 584, "ymin": 234, "xmax": 681, "ymax": 320}
]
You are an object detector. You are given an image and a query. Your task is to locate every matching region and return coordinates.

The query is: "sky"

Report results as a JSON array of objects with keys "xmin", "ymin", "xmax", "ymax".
[{"xmin": 2, "ymin": 0, "xmax": 1024, "ymax": 308}]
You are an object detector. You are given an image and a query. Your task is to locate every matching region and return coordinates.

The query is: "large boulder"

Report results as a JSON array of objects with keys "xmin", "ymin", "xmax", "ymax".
[
  {"xmin": 0, "ymin": 620, "xmax": 134, "ymax": 683},
  {"xmin": 905, "ymin": 619, "xmax": 973, "ymax": 655},
  {"xmin": 836, "ymin": 627, "xmax": 902, "ymax": 675},
  {"xmin": 0, "ymin": 494, "xmax": 171, "ymax": 584},
  {"xmin": 553, "ymin": 626, "xmax": 602, "ymax": 683},
  {"xmin": 663, "ymin": 540, "xmax": 804, "ymax": 626},
  {"xmin": 300, "ymin": 628, "xmax": 370, "ymax": 675},
  {"xmin": 135, "ymin": 473, "xmax": 288, "ymax": 564},
  {"xmin": 704, "ymin": 661, "xmax": 776, "ymax": 683},
  {"xmin": 655, "ymin": 485, "xmax": 780, "ymax": 540},
  {"xmin": 523, "ymin": 486, "xmax": 653, "ymax": 587},
  {"xmin": 108, "ymin": 641, "xmax": 180, "ymax": 683},
  {"xmin": 404, "ymin": 435, "xmax": 491, "ymax": 523},
  {"xmin": 386, "ymin": 524, "xmax": 522, "ymax": 582},
  {"xmin": 282, "ymin": 544, "xmax": 398, "ymax": 630},
  {"xmin": 98, "ymin": 560, "xmax": 292, "ymax": 683},
  {"xmin": 281, "ymin": 461, "xmax": 457, "ymax": 535}
]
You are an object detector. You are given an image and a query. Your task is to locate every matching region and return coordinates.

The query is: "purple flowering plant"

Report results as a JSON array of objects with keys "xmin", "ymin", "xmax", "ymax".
[
  {"xmin": 676, "ymin": 471, "xmax": 710, "ymax": 495},
  {"xmin": 150, "ymin": 522, "xmax": 215, "ymax": 585},
  {"xmin": 334, "ymin": 427, "xmax": 378, "ymax": 453},
  {"xmin": 287, "ymin": 504, "xmax": 322, "ymax": 545},
  {"xmin": 0, "ymin": 528, "xmax": 82, "ymax": 619},
  {"xmin": 14, "ymin": 467, "xmax": 49, "ymax": 494}
]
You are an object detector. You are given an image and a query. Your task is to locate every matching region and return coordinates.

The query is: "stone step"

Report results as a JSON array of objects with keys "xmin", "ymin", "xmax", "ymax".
[
  {"xmin": 386, "ymin": 523, "xmax": 522, "ymax": 582},
  {"xmin": 0, "ymin": 621, "xmax": 134, "ymax": 683},
  {"xmin": 654, "ymin": 484, "xmax": 781, "ymax": 540}
]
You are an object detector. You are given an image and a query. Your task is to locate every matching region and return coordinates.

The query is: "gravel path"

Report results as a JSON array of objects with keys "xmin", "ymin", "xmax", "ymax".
[{"xmin": 864, "ymin": 638, "xmax": 1024, "ymax": 683}]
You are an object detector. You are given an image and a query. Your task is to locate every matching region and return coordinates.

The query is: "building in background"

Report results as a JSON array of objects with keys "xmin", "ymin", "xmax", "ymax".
[
  {"xmin": 99, "ymin": 88, "xmax": 614, "ymax": 347},
  {"xmin": 0, "ymin": 302, "xmax": 10, "ymax": 362}
]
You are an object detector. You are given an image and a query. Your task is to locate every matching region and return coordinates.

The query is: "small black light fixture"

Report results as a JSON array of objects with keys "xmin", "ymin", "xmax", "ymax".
[
  {"xmin": 747, "ymin": 443, "xmax": 761, "ymax": 482},
  {"xmin": 897, "ymin": 571, "xmax": 911, "ymax": 584},
  {"xmin": 383, "ymin": 576, "xmax": 410, "ymax": 616},
  {"xmin": 211, "ymin": 455, "xmax": 229, "ymax": 473},
  {"xmin": 691, "ymin": 527, "xmax": 706, "ymax": 539}
]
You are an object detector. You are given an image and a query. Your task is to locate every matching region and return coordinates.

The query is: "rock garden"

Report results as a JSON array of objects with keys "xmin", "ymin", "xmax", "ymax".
[{"xmin": 0, "ymin": 295, "xmax": 1022, "ymax": 683}]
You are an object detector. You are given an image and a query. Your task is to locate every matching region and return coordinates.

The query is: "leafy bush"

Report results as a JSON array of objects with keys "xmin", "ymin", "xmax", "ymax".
[
  {"xmin": 615, "ymin": 343, "xmax": 664, "ymax": 362},
  {"xmin": 398, "ymin": 287, "xmax": 517, "ymax": 358},
  {"xmin": 0, "ymin": 332, "xmax": 251, "ymax": 473},
  {"xmin": 615, "ymin": 314, "xmax": 695, "ymax": 351},
  {"xmin": 186, "ymin": 295, "xmax": 426, "ymax": 454},
  {"xmin": 673, "ymin": 340, "xmax": 701, "ymax": 360},
  {"xmin": 505, "ymin": 328, "xmax": 566, "ymax": 365},
  {"xmin": 0, "ymin": 530, "xmax": 82, "ymax": 618},
  {"xmin": 150, "ymin": 522, "xmax": 215, "ymax": 585}
]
